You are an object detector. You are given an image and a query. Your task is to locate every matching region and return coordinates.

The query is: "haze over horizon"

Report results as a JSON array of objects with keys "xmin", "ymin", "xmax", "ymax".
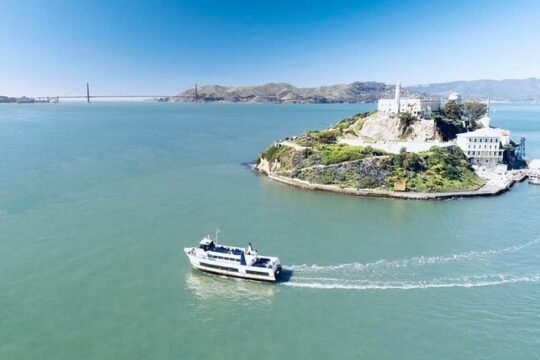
[{"xmin": 1, "ymin": 0, "xmax": 540, "ymax": 97}]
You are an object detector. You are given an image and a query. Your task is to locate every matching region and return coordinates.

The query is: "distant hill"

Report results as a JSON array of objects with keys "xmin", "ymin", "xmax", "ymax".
[
  {"xmin": 410, "ymin": 78, "xmax": 540, "ymax": 101},
  {"xmin": 169, "ymin": 78, "xmax": 540, "ymax": 103},
  {"xmin": 0, "ymin": 96, "xmax": 16, "ymax": 103},
  {"xmin": 169, "ymin": 82, "xmax": 424, "ymax": 103}
]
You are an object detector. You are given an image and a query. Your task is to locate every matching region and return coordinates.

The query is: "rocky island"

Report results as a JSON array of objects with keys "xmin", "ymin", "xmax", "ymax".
[{"xmin": 255, "ymin": 85, "xmax": 526, "ymax": 200}]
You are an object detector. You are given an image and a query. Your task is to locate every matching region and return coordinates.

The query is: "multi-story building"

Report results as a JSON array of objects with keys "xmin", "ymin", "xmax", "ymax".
[{"xmin": 456, "ymin": 128, "xmax": 510, "ymax": 169}]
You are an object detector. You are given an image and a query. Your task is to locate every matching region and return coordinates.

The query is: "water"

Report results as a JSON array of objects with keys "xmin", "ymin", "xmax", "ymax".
[{"xmin": 1, "ymin": 102, "xmax": 539, "ymax": 359}]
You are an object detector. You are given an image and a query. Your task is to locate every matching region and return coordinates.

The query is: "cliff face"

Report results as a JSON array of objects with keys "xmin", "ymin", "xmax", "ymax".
[
  {"xmin": 170, "ymin": 82, "xmax": 425, "ymax": 103},
  {"xmin": 357, "ymin": 112, "xmax": 438, "ymax": 142}
]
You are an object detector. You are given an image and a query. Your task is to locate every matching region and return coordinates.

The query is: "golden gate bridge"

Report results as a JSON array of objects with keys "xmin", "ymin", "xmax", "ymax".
[{"xmin": 37, "ymin": 83, "xmax": 199, "ymax": 103}]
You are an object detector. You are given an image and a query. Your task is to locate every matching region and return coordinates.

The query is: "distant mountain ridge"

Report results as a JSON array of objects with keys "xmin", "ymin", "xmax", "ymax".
[
  {"xmin": 410, "ymin": 78, "xmax": 540, "ymax": 101},
  {"xmin": 168, "ymin": 78, "xmax": 540, "ymax": 103},
  {"xmin": 170, "ymin": 82, "xmax": 424, "ymax": 103}
]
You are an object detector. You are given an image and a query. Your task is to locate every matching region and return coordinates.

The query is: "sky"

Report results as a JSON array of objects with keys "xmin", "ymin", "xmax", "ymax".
[{"xmin": 1, "ymin": 0, "xmax": 540, "ymax": 96}]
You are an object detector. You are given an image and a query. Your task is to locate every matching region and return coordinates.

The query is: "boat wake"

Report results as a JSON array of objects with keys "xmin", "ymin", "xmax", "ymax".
[
  {"xmin": 283, "ymin": 237, "xmax": 540, "ymax": 291},
  {"xmin": 282, "ymin": 273, "xmax": 540, "ymax": 290},
  {"xmin": 288, "ymin": 237, "xmax": 539, "ymax": 272}
]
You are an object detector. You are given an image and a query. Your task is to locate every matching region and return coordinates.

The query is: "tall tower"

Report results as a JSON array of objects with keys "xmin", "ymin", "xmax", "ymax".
[
  {"xmin": 194, "ymin": 84, "xmax": 198, "ymax": 103},
  {"xmin": 394, "ymin": 81, "xmax": 401, "ymax": 113},
  {"xmin": 86, "ymin": 83, "xmax": 90, "ymax": 103}
]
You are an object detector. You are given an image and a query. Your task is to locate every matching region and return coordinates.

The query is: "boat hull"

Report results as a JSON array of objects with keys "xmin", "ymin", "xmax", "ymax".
[{"xmin": 185, "ymin": 249, "xmax": 280, "ymax": 282}]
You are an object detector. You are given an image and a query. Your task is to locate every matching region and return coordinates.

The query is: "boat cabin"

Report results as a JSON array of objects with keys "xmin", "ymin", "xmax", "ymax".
[
  {"xmin": 196, "ymin": 238, "xmax": 275, "ymax": 269},
  {"xmin": 199, "ymin": 238, "xmax": 215, "ymax": 251}
]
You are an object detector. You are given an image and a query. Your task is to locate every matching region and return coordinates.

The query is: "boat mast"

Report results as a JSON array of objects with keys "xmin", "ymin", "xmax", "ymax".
[{"xmin": 215, "ymin": 228, "xmax": 220, "ymax": 243}]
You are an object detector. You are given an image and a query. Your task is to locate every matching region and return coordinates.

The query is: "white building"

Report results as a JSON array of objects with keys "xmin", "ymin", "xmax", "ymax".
[
  {"xmin": 456, "ymin": 127, "xmax": 510, "ymax": 169},
  {"xmin": 378, "ymin": 82, "xmax": 441, "ymax": 116},
  {"xmin": 448, "ymin": 92, "xmax": 462, "ymax": 103}
]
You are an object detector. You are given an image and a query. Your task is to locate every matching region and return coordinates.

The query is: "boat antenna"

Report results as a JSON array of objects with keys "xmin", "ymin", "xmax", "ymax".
[{"xmin": 215, "ymin": 228, "xmax": 220, "ymax": 243}]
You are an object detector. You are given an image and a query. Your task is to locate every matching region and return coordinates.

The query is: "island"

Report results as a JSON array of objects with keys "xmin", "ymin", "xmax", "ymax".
[{"xmin": 255, "ymin": 83, "xmax": 527, "ymax": 200}]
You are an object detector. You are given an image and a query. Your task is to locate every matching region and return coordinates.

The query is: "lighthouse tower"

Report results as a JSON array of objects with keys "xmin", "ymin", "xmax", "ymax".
[{"xmin": 394, "ymin": 81, "xmax": 401, "ymax": 113}]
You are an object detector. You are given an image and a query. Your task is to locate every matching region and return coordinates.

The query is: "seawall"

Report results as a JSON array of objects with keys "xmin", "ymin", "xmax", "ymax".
[{"xmin": 257, "ymin": 168, "xmax": 518, "ymax": 200}]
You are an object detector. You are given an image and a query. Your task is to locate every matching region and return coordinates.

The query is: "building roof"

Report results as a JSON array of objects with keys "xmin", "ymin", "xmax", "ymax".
[{"xmin": 456, "ymin": 127, "xmax": 509, "ymax": 138}]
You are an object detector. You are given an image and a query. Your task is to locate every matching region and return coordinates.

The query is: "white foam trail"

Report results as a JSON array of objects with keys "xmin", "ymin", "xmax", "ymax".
[
  {"xmin": 287, "ymin": 237, "xmax": 540, "ymax": 273},
  {"xmin": 282, "ymin": 274, "xmax": 540, "ymax": 291}
]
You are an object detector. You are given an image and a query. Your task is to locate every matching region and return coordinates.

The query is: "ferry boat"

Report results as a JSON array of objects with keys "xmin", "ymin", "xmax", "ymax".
[
  {"xmin": 529, "ymin": 172, "xmax": 540, "ymax": 185},
  {"xmin": 184, "ymin": 233, "xmax": 282, "ymax": 282}
]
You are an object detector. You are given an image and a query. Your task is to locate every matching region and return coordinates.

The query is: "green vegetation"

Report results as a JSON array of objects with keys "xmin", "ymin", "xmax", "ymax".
[
  {"xmin": 261, "ymin": 144, "xmax": 289, "ymax": 163},
  {"xmin": 398, "ymin": 112, "xmax": 418, "ymax": 138},
  {"xmin": 318, "ymin": 144, "xmax": 385, "ymax": 165},
  {"xmin": 434, "ymin": 101, "xmax": 486, "ymax": 140},
  {"xmin": 433, "ymin": 116, "xmax": 466, "ymax": 141},
  {"xmin": 387, "ymin": 146, "xmax": 484, "ymax": 192},
  {"xmin": 464, "ymin": 101, "xmax": 488, "ymax": 121},
  {"xmin": 309, "ymin": 130, "xmax": 337, "ymax": 144},
  {"xmin": 443, "ymin": 100, "xmax": 464, "ymax": 121},
  {"xmin": 293, "ymin": 129, "xmax": 337, "ymax": 146}
]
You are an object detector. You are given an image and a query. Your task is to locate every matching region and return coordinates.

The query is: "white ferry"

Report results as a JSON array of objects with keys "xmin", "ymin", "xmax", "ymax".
[{"xmin": 184, "ymin": 233, "xmax": 282, "ymax": 282}]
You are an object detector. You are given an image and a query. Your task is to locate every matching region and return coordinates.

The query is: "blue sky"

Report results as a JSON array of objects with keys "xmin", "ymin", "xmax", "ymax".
[{"xmin": 1, "ymin": 0, "xmax": 539, "ymax": 96}]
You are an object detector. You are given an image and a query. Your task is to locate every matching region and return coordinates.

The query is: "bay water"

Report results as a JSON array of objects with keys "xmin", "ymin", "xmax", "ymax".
[{"xmin": 1, "ymin": 102, "xmax": 539, "ymax": 359}]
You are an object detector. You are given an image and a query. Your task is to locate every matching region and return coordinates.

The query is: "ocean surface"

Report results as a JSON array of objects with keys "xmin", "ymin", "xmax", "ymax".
[{"xmin": 1, "ymin": 102, "xmax": 539, "ymax": 359}]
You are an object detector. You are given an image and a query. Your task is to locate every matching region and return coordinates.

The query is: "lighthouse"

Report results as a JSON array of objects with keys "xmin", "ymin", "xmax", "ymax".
[{"xmin": 394, "ymin": 81, "xmax": 401, "ymax": 113}]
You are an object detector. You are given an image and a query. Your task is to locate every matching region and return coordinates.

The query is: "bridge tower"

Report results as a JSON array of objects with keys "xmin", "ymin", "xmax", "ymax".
[
  {"xmin": 86, "ymin": 83, "xmax": 90, "ymax": 103},
  {"xmin": 195, "ymin": 84, "xmax": 198, "ymax": 103}
]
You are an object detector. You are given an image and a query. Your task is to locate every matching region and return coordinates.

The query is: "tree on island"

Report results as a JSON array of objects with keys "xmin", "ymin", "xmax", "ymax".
[
  {"xmin": 443, "ymin": 100, "xmax": 464, "ymax": 121},
  {"xmin": 464, "ymin": 101, "xmax": 488, "ymax": 121},
  {"xmin": 443, "ymin": 100, "xmax": 487, "ymax": 122}
]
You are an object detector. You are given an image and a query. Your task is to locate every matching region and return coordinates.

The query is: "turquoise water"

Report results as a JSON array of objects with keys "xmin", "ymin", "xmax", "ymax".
[{"xmin": 1, "ymin": 102, "xmax": 539, "ymax": 359}]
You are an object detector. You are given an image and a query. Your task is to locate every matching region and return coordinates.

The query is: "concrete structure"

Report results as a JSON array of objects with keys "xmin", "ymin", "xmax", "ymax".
[
  {"xmin": 448, "ymin": 92, "xmax": 462, "ymax": 103},
  {"xmin": 456, "ymin": 127, "xmax": 510, "ymax": 169},
  {"xmin": 378, "ymin": 82, "xmax": 441, "ymax": 116}
]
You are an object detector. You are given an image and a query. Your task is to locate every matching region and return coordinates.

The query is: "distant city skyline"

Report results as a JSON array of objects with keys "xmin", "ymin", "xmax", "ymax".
[{"xmin": 1, "ymin": 0, "xmax": 540, "ymax": 96}]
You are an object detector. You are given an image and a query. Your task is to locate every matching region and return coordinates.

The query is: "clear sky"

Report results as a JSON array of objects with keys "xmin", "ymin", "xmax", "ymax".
[{"xmin": 1, "ymin": 0, "xmax": 539, "ymax": 96}]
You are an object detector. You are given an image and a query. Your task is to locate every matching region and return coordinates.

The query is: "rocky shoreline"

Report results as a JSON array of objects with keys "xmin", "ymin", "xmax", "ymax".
[{"xmin": 256, "ymin": 166, "xmax": 523, "ymax": 200}]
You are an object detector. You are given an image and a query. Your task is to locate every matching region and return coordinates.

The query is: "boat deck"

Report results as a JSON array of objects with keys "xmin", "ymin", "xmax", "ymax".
[{"xmin": 213, "ymin": 245, "xmax": 243, "ymax": 256}]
